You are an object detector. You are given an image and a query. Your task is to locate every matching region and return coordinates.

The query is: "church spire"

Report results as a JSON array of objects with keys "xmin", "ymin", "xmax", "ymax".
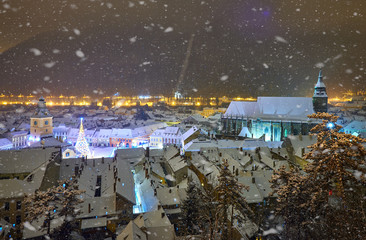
[
  {"xmin": 315, "ymin": 69, "xmax": 326, "ymax": 89},
  {"xmin": 313, "ymin": 70, "xmax": 328, "ymax": 113}
]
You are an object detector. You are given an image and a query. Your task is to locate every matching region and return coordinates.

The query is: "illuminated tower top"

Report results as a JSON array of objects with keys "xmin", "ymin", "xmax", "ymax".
[{"xmin": 32, "ymin": 96, "xmax": 52, "ymax": 118}]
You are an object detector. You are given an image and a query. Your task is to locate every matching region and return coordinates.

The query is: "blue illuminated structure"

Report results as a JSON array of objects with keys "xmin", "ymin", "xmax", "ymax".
[{"xmin": 132, "ymin": 171, "xmax": 144, "ymax": 214}]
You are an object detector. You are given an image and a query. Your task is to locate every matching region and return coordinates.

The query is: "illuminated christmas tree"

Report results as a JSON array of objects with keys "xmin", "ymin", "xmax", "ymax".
[{"xmin": 75, "ymin": 118, "xmax": 91, "ymax": 157}]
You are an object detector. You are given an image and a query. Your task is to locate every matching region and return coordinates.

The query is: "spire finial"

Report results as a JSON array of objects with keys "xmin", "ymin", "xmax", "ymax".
[{"xmin": 318, "ymin": 69, "xmax": 322, "ymax": 78}]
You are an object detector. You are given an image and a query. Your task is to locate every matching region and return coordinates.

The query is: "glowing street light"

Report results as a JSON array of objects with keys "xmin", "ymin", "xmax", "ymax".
[{"xmin": 327, "ymin": 122, "xmax": 335, "ymax": 129}]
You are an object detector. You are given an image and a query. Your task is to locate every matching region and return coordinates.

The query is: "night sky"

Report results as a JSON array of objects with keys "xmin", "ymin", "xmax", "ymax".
[{"xmin": 0, "ymin": 0, "xmax": 365, "ymax": 97}]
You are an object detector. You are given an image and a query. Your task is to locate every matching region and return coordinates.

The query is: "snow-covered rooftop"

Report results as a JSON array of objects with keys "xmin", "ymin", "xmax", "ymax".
[
  {"xmin": 181, "ymin": 125, "xmax": 199, "ymax": 141},
  {"xmin": 167, "ymin": 156, "xmax": 187, "ymax": 173},
  {"xmin": 224, "ymin": 97, "xmax": 316, "ymax": 121},
  {"xmin": 29, "ymin": 136, "xmax": 70, "ymax": 148},
  {"xmin": 0, "ymin": 179, "xmax": 33, "ymax": 198},
  {"xmin": 0, "ymin": 138, "xmax": 12, "ymax": 147},
  {"xmin": 343, "ymin": 120, "xmax": 366, "ymax": 131},
  {"xmin": 0, "ymin": 147, "xmax": 59, "ymax": 174},
  {"xmin": 111, "ymin": 128, "xmax": 133, "ymax": 138}
]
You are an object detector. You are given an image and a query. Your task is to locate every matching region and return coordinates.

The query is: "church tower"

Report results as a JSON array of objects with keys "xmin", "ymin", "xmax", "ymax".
[
  {"xmin": 313, "ymin": 70, "xmax": 328, "ymax": 113},
  {"xmin": 30, "ymin": 97, "xmax": 53, "ymax": 141}
]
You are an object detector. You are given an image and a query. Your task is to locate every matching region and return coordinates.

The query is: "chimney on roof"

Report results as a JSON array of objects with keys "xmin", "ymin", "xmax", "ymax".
[
  {"xmin": 102, "ymin": 157, "xmax": 104, "ymax": 164},
  {"xmin": 145, "ymin": 147, "xmax": 150, "ymax": 157},
  {"xmin": 93, "ymin": 159, "xmax": 95, "ymax": 167}
]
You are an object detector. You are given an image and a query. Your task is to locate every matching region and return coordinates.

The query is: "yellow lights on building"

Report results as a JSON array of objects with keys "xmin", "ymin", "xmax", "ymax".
[
  {"xmin": 329, "ymin": 97, "xmax": 341, "ymax": 102},
  {"xmin": 246, "ymin": 97, "xmax": 256, "ymax": 101}
]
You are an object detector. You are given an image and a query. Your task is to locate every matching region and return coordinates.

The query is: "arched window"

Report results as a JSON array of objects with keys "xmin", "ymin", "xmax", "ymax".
[
  {"xmin": 34, "ymin": 120, "xmax": 37, "ymax": 126},
  {"xmin": 45, "ymin": 120, "xmax": 49, "ymax": 125}
]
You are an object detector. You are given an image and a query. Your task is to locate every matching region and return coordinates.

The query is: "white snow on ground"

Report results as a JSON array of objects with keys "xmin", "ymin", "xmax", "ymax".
[
  {"xmin": 133, "ymin": 171, "xmax": 144, "ymax": 214},
  {"xmin": 89, "ymin": 147, "xmax": 116, "ymax": 158},
  {"xmin": 134, "ymin": 169, "xmax": 159, "ymax": 213}
]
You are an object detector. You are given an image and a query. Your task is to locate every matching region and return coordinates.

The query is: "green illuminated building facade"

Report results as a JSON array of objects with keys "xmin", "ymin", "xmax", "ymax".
[{"xmin": 221, "ymin": 71, "xmax": 327, "ymax": 141}]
